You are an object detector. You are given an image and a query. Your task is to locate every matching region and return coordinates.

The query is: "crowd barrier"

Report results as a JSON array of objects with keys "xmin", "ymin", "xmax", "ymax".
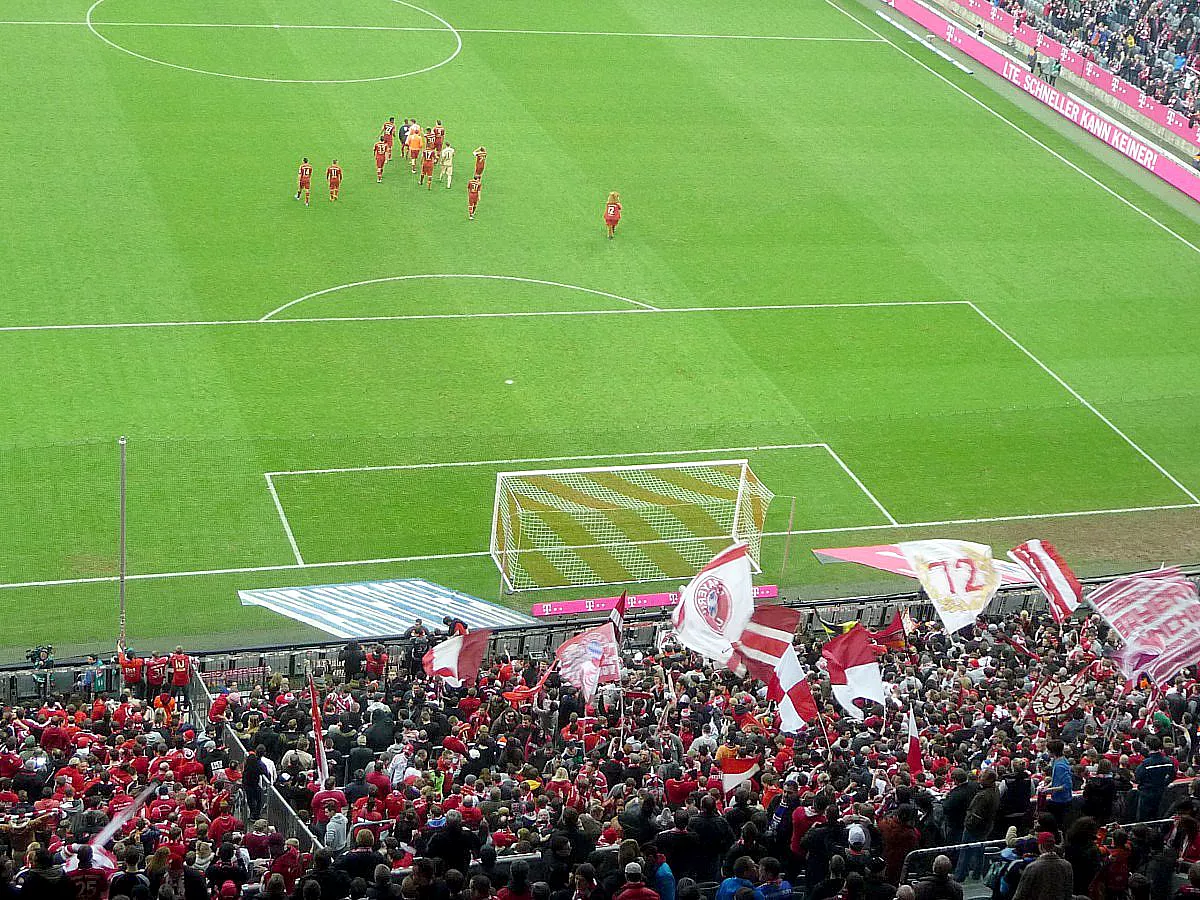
[
  {"xmin": 1, "ymin": 564, "xmax": 1198, "ymax": 702},
  {"xmin": 185, "ymin": 663, "xmax": 325, "ymax": 853},
  {"xmin": 885, "ymin": 0, "xmax": 1200, "ymax": 203}
]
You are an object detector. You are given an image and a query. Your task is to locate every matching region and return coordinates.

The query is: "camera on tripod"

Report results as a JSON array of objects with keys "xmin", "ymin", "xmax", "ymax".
[{"xmin": 26, "ymin": 645, "xmax": 52, "ymax": 666}]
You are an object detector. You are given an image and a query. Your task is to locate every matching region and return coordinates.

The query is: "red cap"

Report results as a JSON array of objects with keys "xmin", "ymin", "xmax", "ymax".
[{"xmin": 1037, "ymin": 832, "xmax": 1057, "ymax": 849}]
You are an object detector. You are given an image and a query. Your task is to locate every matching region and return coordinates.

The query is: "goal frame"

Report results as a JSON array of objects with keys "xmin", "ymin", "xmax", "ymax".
[{"xmin": 489, "ymin": 458, "xmax": 768, "ymax": 593}]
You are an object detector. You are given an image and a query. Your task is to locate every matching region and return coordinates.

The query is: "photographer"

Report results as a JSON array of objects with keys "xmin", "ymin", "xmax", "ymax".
[{"xmin": 27, "ymin": 645, "xmax": 53, "ymax": 701}]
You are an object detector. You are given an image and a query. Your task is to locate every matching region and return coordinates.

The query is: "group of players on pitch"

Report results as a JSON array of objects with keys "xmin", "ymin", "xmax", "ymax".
[
  {"xmin": 294, "ymin": 115, "xmax": 621, "ymax": 234},
  {"xmin": 293, "ymin": 116, "xmax": 485, "ymax": 218}
]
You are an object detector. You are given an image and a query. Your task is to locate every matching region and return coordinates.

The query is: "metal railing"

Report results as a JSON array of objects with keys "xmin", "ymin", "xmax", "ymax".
[
  {"xmin": 900, "ymin": 817, "xmax": 1178, "ymax": 883},
  {"xmin": 0, "ymin": 563, "xmax": 1197, "ymax": 704},
  {"xmin": 185, "ymin": 664, "xmax": 324, "ymax": 853}
]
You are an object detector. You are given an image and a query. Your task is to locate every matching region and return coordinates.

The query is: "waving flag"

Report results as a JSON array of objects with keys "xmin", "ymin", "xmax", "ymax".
[
  {"xmin": 822, "ymin": 624, "xmax": 887, "ymax": 719},
  {"xmin": 423, "ymin": 629, "xmax": 492, "ymax": 688},
  {"xmin": 905, "ymin": 707, "xmax": 924, "ymax": 775},
  {"xmin": 1088, "ymin": 567, "xmax": 1200, "ymax": 684},
  {"xmin": 556, "ymin": 623, "xmax": 621, "ymax": 701},
  {"xmin": 729, "ymin": 605, "xmax": 801, "ymax": 681},
  {"xmin": 897, "ymin": 540, "xmax": 1001, "ymax": 633},
  {"xmin": 503, "ymin": 662, "xmax": 555, "ymax": 705},
  {"xmin": 308, "ymin": 674, "xmax": 330, "ymax": 786},
  {"xmin": 609, "ymin": 590, "xmax": 627, "ymax": 644},
  {"xmin": 671, "ymin": 543, "xmax": 755, "ymax": 664},
  {"xmin": 720, "ymin": 756, "xmax": 760, "ymax": 797},
  {"xmin": 869, "ymin": 609, "xmax": 910, "ymax": 651},
  {"xmin": 1008, "ymin": 540, "xmax": 1083, "ymax": 623},
  {"xmin": 771, "ymin": 644, "xmax": 819, "ymax": 732}
]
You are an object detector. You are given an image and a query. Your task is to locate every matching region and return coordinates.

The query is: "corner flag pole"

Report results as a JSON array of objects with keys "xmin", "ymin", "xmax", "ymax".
[{"xmin": 117, "ymin": 436, "xmax": 128, "ymax": 646}]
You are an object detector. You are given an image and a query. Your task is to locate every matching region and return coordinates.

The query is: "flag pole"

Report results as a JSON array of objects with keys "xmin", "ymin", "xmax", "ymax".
[
  {"xmin": 117, "ymin": 436, "xmax": 128, "ymax": 647},
  {"xmin": 779, "ymin": 496, "xmax": 797, "ymax": 581}
]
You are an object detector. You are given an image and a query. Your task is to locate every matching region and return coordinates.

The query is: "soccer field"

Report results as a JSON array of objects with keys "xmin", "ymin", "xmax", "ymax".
[{"xmin": 4, "ymin": 0, "xmax": 1200, "ymax": 661}]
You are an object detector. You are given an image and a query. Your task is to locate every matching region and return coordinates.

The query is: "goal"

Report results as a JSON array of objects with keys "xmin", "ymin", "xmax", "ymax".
[{"xmin": 490, "ymin": 459, "xmax": 774, "ymax": 592}]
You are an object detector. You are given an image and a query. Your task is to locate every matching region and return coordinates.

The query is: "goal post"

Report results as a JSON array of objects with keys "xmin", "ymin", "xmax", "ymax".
[{"xmin": 489, "ymin": 459, "xmax": 774, "ymax": 592}]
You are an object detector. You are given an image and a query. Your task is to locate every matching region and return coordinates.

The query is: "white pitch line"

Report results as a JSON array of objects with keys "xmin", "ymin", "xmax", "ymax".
[
  {"xmin": 264, "ymin": 473, "xmax": 305, "ymax": 565},
  {"xmin": 1, "ymin": 501, "xmax": 1196, "ymax": 593},
  {"xmin": 0, "ymin": 299, "xmax": 964, "ymax": 334},
  {"xmin": 819, "ymin": 443, "xmax": 899, "ymax": 525},
  {"xmin": 966, "ymin": 301, "xmax": 1200, "ymax": 505},
  {"xmin": 267, "ymin": 443, "xmax": 827, "ymax": 477},
  {"xmin": 821, "ymin": 0, "xmax": 1200, "ymax": 258},
  {"xmin": 260, "ymin": 274, "xmax": 660, "ymax": 320},
  {"xmin": 3, "ymin": 19, "xmax": 886, "ymax": 41},
  {"xmin": 764, "ymin": 501, "xmax": 1200, "ymax": 537}
]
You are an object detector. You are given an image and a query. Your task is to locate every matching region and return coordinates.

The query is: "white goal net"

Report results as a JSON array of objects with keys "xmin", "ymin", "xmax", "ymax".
[{"xmin": 489, "ymin": 459, "xmax": 774, "ymax": 592}]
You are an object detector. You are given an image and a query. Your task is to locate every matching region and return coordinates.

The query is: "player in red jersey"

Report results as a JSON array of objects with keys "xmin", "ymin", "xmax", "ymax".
[
  {"xmin": 326, "ymin": 159, "xmax": 342, "ymax": 201},
  {"xmin": 467, "ymin": 176, "xmax": 482, "ymax": 219},
  {"xmin": 374, "ymin": 136, "xmax": 388, "ymax": 183},
  {"xmin": 473, "ymin": 146, "xmax": 487, "ymax": 177},
  {"xmin": 431, "ymin": 120, "xmax": 445, "ymax": 152},
  {"xmin": 381, "ymin": 116, "xmax": 396, "ymax": 161},
  {"xmin": 603, "ymin": 191, "xmax": 622, "ymax": 239},
  {"xmin": 295, "ymin": 157, "xmax": 313, "ymax": 206},
  {"xmin": 419, "ymin": 144, "xmax": 438, "ymax": 188}
]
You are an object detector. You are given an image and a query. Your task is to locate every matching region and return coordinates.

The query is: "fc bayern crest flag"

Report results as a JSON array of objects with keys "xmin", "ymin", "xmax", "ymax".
[
  {"xmin": 671, "ymin": 542, "xmax": 755, "ymax": 665},
  {"xmin": 556, "ymin": 623, "xmax": 622, "ymax": 701}
]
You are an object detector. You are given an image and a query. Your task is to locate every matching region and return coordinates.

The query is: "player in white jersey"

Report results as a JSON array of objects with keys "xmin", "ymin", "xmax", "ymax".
[{"xmin": 438, "ymin": 143, "xmax": 456, "ymax": 189}]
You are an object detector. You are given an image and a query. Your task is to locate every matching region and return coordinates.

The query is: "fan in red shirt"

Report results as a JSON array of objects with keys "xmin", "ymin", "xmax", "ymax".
[
  {"xmin": 67, "ymin": 845, "xmax": 112, "ymax": 900},
  {"xmin": 326, "ymin": 160, "xmax": 342, "ymax": 202},
  {"xmin": 145, "ymin": 655, "xmax": 168, "ymax": 694},
  {"xmin": 420, "ymin": 145, "xmax": 438, "ymax": 188},
  {"xmin": 168, "ymin": 646, "xmax": 191, "ymax": 696},
  {"xmin": 603, "ymin": 191, "xmax": 622, "ymax": 239},
  {"xmin": 382, "ymin": 116, "xmax": 397, "ymax": 161},
  {"xmin": 116, "ymin": 645, "xmax": 145, "ymax": 699},
  {"xmin": 295, "ymin": 158, "xmax": 313, "ymax": 206},
  {"xmin": 374, "ymin": 137, "xmax": 388, "ymax": 183},
  {"xmin": 364, "ymin": 645, "xmax": 388, "ymax": 679}
]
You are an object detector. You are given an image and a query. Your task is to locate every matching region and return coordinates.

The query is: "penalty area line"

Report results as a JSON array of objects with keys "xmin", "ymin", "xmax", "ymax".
[
  {"xmin": 0, "ymin": 299, "xmax": 967, "ymax": 334},
  {"xmin": 965, "ymin": 300, "xmax": 1200, "ymax": 506},
  {"xmin": 264, "ymin": 473, "xmax": 305, "ymax": 565},
  {"xmin": 1, "ymin": 502, "xmax": 1196, "ymax": 592}
]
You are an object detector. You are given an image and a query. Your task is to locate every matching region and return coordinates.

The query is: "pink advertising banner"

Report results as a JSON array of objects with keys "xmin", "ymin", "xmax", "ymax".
[
  {"xmin": 888, "ymin": 0, "xmax": 1200, "ymax": 202},
  {"xmin": 947, "ymin": 0, "xmax": 1200, "ymax": 148},
  {"xmin": 531, "ymin": 584, "xmax": 779, "ymax": 618}
]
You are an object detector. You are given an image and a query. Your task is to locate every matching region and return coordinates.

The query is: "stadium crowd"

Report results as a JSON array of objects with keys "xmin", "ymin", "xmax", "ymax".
[
  {"xmin": 3, "ymin": 609, "xmax": 1200, "ymax": 899},
  {"xmin": 994, "ymin": 0, "xmax": 1200, "ymax": 119}
]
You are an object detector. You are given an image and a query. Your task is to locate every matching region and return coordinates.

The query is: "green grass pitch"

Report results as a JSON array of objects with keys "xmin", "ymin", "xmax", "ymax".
[{"xmin": 3, "ymin": 0, "xmax": 1200, "ymax": 661}]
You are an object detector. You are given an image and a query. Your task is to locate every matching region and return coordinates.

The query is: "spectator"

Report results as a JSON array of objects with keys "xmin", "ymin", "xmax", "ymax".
[
  {"xmin": 1011, "ymin": 833, "xmax": 1073, "ymax": 900},
  {"xmin": 912, "ymin": 855, "xmax": 962, "ymax": 900}
]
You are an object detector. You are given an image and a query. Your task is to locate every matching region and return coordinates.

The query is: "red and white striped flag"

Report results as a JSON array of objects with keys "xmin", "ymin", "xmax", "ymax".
[
  {"xmin": 769, "ymin": 644, "xmax": 819, "ymax": 732},
  {"xmin": 905, "ymin": 707, "xmax": 924, "ymax": 775},
  {"xmin": 728, "ymin": 605, "xmax": 801, "ymax": 680},
  {"xmin": 724, "ymin": 605, "xmax": 816, "ymax": 733},
  {"xmin": 1008, "ymin": 540, "xmax": 1082, "ymax": 623},
  {"xmin": 822, "ymin": 624, "xmax": 887, "ymax": 720},
  {"xmin": 609, "ymin": 590, "xmax": 627, "ymax": 644},
  {"xmin": 309, "ymin": 674, "xmax": 329, "ymax": 786},
  {"xmin": 720, "ymin": 756, "xmax": 760, "ymax": 797}
]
